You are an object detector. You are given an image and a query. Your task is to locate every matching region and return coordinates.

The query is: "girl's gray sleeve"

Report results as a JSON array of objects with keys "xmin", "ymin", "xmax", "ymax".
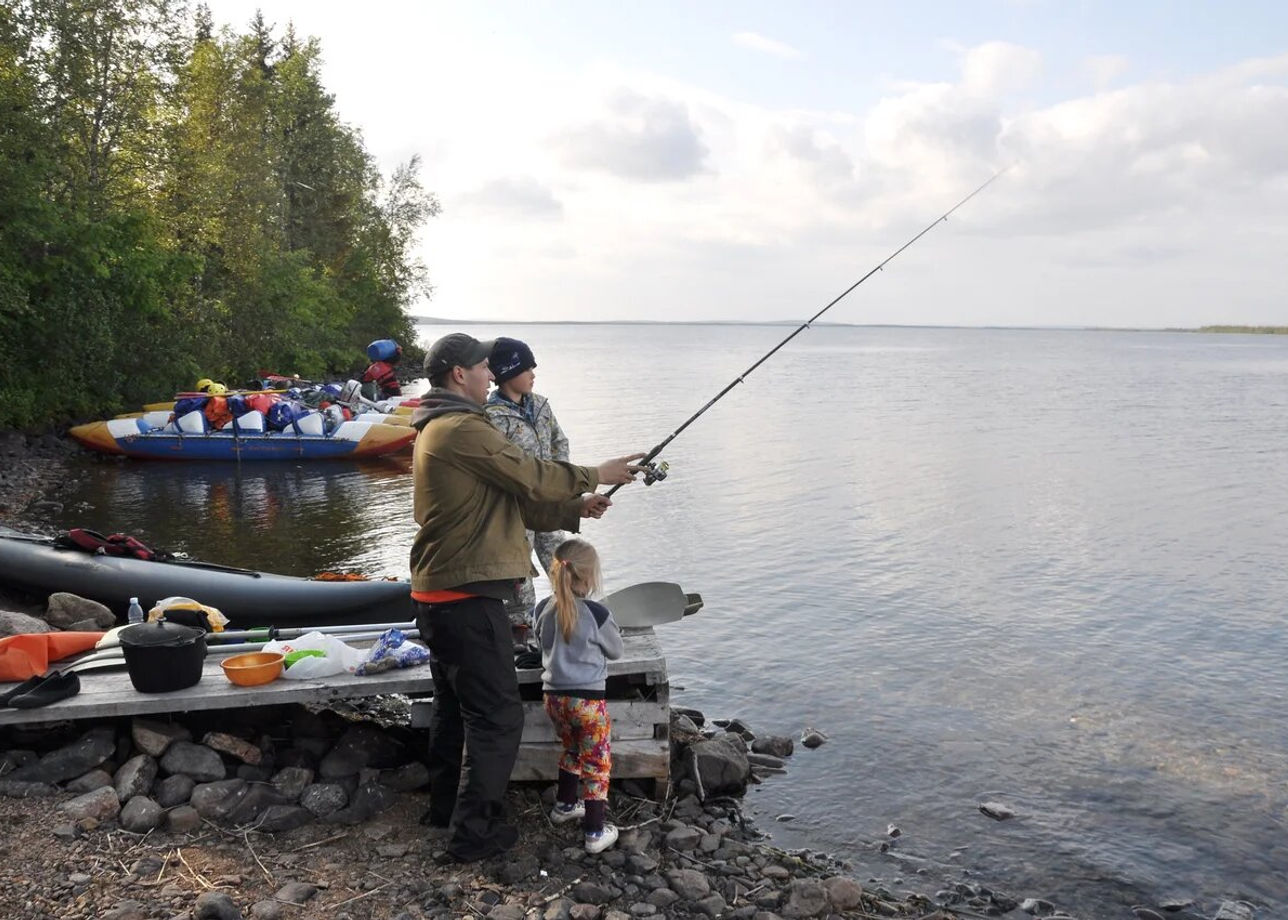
[{"xmin": 597, "ymin": 612, "xmax": 624, "ymax": 661}]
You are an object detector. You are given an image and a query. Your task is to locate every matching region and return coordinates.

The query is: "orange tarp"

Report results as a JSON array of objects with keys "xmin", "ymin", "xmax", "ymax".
[{"xmin": 0, "ymin": 632, "xmax": 105, "ymax": 682}]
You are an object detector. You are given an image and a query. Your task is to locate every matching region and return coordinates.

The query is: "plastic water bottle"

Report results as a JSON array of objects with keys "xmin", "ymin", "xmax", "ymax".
[{"xmin": 127, "ymin": 597, "xmax": 145, "ymax": 625}]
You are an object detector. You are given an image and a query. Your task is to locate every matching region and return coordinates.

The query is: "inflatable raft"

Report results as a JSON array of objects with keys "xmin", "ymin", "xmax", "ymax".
[
  {"xmin": 69, "ymin": 409, "xmax": 416, "ymax": 460},
  {"xmin": 0, "ymin": 532, "xmax": 412, "ymax": 628}
]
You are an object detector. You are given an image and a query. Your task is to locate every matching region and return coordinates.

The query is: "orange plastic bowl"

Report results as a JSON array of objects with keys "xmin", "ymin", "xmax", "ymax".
[{"xmin": 220, "ymin": 651, "xmax": 284, "ymax": 687}]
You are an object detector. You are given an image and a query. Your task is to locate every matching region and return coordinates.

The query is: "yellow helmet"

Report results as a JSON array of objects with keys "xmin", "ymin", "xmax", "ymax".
[
  {"xmin": 196, "ymin": 378, "xmax": 214, "ymax": 392},
  {"xmin": 205, "ymin": 382, "xmax": 227, "ymax": 396}
]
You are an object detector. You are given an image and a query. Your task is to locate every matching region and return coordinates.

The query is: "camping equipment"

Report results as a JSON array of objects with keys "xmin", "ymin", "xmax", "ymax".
[
  {"xmin": 118, "ymin": 619, "xmax": 207, "ymax": 693},
  {"xmin": 0, "ymin": 530, "xmax": 413, "ymax": 628},
  {"xmin": 220, "ymin": 651, "xmax": 285, "ymax": 686},
  {"xmin": 604, "ymin": 581, "xmax": 704, "ymax": 628}
]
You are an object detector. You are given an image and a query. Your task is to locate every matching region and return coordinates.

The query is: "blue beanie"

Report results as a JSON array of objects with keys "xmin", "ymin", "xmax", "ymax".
[{"xmin": 489, "ymin": 337, "xmax": 537, "ymax": 384}]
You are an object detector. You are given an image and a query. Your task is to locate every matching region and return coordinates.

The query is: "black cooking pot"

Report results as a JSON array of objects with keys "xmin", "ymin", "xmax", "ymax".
[{"xmin": 118, "ymin": 619, "xmax": 207, "ymax": 693}]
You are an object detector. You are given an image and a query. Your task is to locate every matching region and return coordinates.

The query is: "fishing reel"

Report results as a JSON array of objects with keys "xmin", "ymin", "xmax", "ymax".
[{"xmin": 641, "ymin": 460, "xmax": 669, "ymax": 486}]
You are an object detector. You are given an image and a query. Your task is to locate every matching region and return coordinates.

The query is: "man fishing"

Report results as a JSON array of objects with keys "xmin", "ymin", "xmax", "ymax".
[{"xmin": 409, "ymin": 331, "xmax": 644, "ymax": 864}]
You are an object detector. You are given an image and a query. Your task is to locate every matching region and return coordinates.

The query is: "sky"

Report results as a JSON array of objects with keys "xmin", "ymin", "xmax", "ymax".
[{"xmin": 203, "ymin": 0, "xmax": 1288, "ymax": 328}]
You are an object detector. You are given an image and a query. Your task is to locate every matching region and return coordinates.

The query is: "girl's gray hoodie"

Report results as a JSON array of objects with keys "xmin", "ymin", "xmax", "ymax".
[{"xmin": 534, "ymin": 596, "xmax": 624, "ymax": 698}]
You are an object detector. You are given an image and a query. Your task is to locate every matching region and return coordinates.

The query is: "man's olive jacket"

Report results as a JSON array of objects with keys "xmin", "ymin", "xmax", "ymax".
[{"xmin": 409, "ymin": 389, "xmax": 599, "ymax": 594}]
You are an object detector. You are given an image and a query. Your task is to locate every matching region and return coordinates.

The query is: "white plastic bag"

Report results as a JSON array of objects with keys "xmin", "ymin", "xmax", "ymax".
[{"xmin": 262, "ymin": 631, "xmax": 366, "ymax": 679}]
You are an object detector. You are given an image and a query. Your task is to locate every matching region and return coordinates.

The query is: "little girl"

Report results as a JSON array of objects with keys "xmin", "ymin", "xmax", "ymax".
[{"xmin": 533, "ymin": 538, "xmax": 624, "ymax": 854}]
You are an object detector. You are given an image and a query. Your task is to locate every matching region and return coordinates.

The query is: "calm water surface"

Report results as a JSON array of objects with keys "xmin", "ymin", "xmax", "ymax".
[{"xmin": 50, "ymin": 325, "xmax": 1288, "ymax": 915}]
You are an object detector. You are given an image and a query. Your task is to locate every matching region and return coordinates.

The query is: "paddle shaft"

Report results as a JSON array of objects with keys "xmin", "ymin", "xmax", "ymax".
[{"xmin": 70, "ymin": 628, "xmax": 418, "ymax": 672}]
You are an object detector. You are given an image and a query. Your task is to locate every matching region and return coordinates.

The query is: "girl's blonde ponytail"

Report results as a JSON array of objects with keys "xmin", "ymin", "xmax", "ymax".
[{"xmin": 549, "ymin": 539, "xmax": 602, "ymax": 641}]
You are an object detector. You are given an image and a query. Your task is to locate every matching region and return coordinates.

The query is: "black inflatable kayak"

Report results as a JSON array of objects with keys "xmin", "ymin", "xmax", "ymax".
[{"xmin": 0, "ymin": 531, "xmax": 411, "ymax": 628}]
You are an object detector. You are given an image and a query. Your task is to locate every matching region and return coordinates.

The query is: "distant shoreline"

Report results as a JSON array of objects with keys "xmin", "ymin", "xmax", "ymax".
[{"xmin": 411, "ymin": 317, "xmax": 1288, "ymax": 334}]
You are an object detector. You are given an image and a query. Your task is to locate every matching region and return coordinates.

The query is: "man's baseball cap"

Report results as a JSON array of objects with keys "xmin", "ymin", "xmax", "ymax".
[{"xmin": 424, "ymin": 333, "xmax": 495, "ymax": 378}]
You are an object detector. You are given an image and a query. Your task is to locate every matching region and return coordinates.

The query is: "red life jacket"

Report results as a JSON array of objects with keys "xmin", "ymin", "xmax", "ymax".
[{"xmin": 362, "ymin": 361, "xmax": 401, "ymax": 397}]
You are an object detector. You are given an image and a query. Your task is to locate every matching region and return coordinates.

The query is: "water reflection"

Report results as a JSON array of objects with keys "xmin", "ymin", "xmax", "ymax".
[{"xmin": 52, "ymin": 456, "xmax": 414, "ymax": 577}]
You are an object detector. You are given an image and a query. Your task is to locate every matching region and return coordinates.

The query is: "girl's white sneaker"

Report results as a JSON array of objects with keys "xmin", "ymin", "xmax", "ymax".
[
  {"xmin": 549, "ymin": 801, "xmax": 585, "ymax": 824},
  {"xmin": 585, "ymin": 823, "xmax": 619, "ymax": 854}
]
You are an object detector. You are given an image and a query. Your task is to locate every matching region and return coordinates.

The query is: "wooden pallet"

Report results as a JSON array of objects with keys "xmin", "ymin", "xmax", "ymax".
[{"xmin": 411, "ymin": 627, "xmax": 671, "ymax": 784}]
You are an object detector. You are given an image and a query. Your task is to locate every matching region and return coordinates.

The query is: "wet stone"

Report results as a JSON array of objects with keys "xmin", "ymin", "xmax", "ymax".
[
  {"xmin": 155, "ymin": 773, "xmax": 195, "ymax": 808},
  {"xmin": 750, "ymin": 735, "xmax": 794, "ymax": 758},
  {"xmin": 166, "ymin": 804, "xmax": 202, "ymax": 833},
  {"xmin": 120, "ymin": 795, "xmax": 164, "ymax": 832},
  {"xmin": 0, "ymin": 779, "xmax": 58, "ymax": 798},
  {"xmin": 114, "ymin": 754, "xmax": 158, "ymax": 801},
  {"xmin": 10, "ymin": 725, "xmax": 116, "ymax": 784},
  {"xmin": 60, "ymin": 785, "xmax": 120, "ymax": 821},
  {"xmin": 161, "ymin": 741, "xmax": 226, "ymax": 782},
  {"xmin": 131, "ymin": 719, "xmax": 191, "ymax": 757},
  {"xmin": 301, "ymin": 782, "xmax": 348, "ymax": 817},
  {"xmin": 270, "ymin": 765, "xmax": 314, "ymax": 799},
  {"xmin": 274, "ymin": 881, "xmax": 317, "ymax": 904},
  {"xmin": 250, "ymin": 902, "xmax": 283, "ymax": 920},
  {"xmin": 194, "ymin": 890, "xmax": 242, "ymax": 920}
]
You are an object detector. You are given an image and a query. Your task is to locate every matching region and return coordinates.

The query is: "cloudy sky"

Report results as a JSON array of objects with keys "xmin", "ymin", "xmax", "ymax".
[{"xmin": 205, "ymin": 0, "xmax": 1288, "ymax": 328}]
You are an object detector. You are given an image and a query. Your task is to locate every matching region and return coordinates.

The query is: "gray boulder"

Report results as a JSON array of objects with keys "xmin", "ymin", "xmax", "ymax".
[
  {"xmin": 0, "ymin": 610, "xmax": 52, "ymax": 636},
  {"xmin": 132, "ymin": 718, "xmax": 191, "ymax": 757},
  {"xmin": 10, "ymin": 726, "xmax": 117, "ymax": 784},
  {"xmin": 114, "ymin": 754, "xmax": 158, "ymax": 801},
  {"xmin": 300, "ymin": 782, "xmax": 348, "ymax": 817},
  {"xmin": 120, "ymin": 796, "xmax": 165, "ymax": 832},
  {"xmin": 782, "ymin": 878, "xmax": 829, "ymax": 918},
  {"xmin": 155, "ymin": 773, "xmax": 196, "ymax": 808},
  {"xmin": 161, "ymin": 741, "xmax": 226, "ymax": 782},
  {"xmin": 689, "ymin": 734, "xmax": 751, "ymax": 798},
  {"xmin": 60, "ymin": 785, "xmax": 121, "ymax": 822},
  {"xmin": 190, "ymin": 779, "xmax": 250, "ymax": 821},
  {"xmin": 0, "ymin": 779, "xmax": 58, "ymax": 798},
  {"xmin": 166, "ymin": 805, "xmax": 202, "ymax": 833},
  {"xmin": 44, "ymin": 592, "xmax": 115, "ymax": 630},
  {"xmin": 194, "ymin": 891, "xmax": 242, "ymax": 920}
]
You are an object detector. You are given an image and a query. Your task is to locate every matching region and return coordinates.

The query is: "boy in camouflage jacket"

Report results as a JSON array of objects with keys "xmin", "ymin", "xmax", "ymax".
[{"xmin": 485, "ymin": 338, "xmax": 572, "ymax": 636}]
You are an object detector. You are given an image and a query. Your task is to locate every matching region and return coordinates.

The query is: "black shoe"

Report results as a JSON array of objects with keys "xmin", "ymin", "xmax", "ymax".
[
  {"xmin": 436, "ymin": 824, "xmax": 518, "ymax": 864},
  {"xmin": 0, "ymin": 674, "xmax": 46, "ymax": 708},
  {"xmin": 10, "ymin": 670, "xmax": 81, "ymax": 709}
]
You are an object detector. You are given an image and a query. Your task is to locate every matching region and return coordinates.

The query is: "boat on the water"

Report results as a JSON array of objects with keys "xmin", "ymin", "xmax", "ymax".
[
  {"xmin": 0, "ymin": 531, "xmax": 412, "ymax": 628},
  {"xmin": 69, "ymin": 409, "xmax": 416, "ymax": 460}
]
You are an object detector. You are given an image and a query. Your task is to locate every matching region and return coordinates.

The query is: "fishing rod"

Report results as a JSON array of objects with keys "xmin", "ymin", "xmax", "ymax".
[{"xmin": 606, "ymin": 166, "xmax": 1011, "ymax": 498}]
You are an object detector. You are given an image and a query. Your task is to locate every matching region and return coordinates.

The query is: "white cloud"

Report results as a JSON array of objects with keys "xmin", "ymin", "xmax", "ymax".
[
  {"xmin": 415, "ymin": 37, "xmax": 1288, "ymax": 326},
  {"xmin": 552, "ymin": 88, "xmax": 711, "ymax": 182},
  {"xmin": 732, "ymin": 31, "xmax": 802, "ymax": 61}
]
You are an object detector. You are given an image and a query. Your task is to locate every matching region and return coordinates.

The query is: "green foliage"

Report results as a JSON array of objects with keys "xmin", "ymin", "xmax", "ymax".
[{"xmin": 0, "ymin": 0, "xmax": 436, "ymax": 430}]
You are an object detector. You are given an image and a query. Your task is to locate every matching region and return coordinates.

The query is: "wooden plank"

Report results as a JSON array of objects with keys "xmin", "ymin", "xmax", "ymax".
[
  {"xmin": 510, "ymin": 738, "xmax": 669, "ymax": 782},
  {"xmin": 514, "ymin": 628, "xmax": 666, "ymax": 686},
  {"xmin": 519, "ymin": 700, "xmax": 667, "ymax": 743},
  {"xmin": 0, "ymin": 627, "xmax": 668, "ymax": 729},
  {"xmin": 0, "ymin": 660, "xmax": 436, "ymax": 728}
]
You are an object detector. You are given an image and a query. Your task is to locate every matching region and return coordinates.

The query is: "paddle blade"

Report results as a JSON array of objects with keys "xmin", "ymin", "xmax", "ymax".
[{"xmin": 604, "ymin": 582, "xmax": 688, "ymax": 628}]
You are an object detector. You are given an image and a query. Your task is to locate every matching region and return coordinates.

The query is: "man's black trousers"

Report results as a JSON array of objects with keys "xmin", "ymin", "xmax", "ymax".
[{"xmin": 414, "ymin": 597, "xmax": 524, "ymax": 859}]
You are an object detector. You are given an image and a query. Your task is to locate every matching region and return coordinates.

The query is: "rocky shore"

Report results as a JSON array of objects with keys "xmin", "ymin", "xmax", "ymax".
[
  {"xmin": 0, "ymin": 429, "xmax": 78, "ymax": 530},
  {"xmin": 0, "ymin": 702, "xmax": 962, "ymax": 920}
]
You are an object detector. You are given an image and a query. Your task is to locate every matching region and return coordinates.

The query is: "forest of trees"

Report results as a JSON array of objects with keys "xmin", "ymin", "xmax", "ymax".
[{"xmin": 0, "ymin": 0, "xmax": 437, "ymax": 429}]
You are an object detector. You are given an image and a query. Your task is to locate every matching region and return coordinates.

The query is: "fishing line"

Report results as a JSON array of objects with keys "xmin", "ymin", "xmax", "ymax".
[{"xmin": 607, "ymin": 166, "xmax": 1011, "ymax": 498}]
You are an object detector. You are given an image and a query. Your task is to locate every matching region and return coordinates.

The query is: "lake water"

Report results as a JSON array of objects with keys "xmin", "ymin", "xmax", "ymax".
[{"xmin": 49, "ymin": 324, "xmax": 1288, "ymax": 916}]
